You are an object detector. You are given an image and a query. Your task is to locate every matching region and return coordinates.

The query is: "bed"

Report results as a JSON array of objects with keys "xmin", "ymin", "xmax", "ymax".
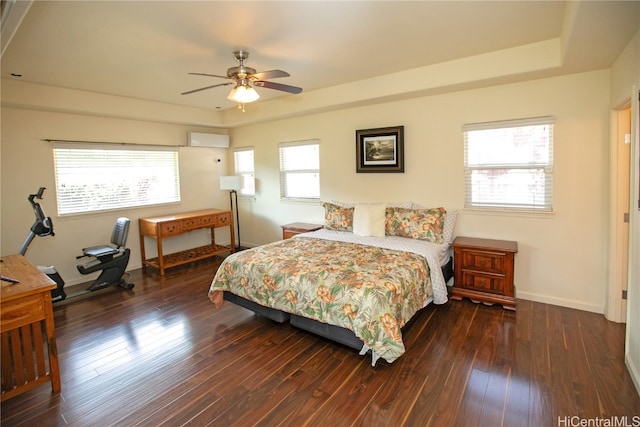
[{"xmin": 208, "ymin": 202, "xmax": 456, "ymax": 365}]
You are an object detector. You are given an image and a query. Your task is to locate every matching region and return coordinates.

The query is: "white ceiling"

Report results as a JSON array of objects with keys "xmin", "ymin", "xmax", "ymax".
[{"xmin": 1, "ymin": 1, "xmax": 639, "ymax": 121}]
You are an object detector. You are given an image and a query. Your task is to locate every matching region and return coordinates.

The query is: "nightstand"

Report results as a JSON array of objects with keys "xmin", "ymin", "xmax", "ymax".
[
  {"xmin": 281, "ymin": 222, "xmax": 322, "ymax": 239},
  {"xmin": 451, "ymin": 236, "xmax": 518, "ymax": 310}
]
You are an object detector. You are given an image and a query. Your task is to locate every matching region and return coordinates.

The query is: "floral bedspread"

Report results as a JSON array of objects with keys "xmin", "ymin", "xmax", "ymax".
[{"xmin": 208, "ymin": 236, "xmax": 435, "ymax": 363}]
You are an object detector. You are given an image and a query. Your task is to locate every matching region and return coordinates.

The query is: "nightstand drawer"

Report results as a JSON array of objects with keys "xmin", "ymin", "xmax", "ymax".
[
  {"xmin": 461, "ymin": 271, "xmax": 505, "ymax": 294},
  {"xmin": 460, "ymin": 250, "xmax": 507, "ymax": 275},
  {"xmin": 282, "ymin": 230, "xmax": 299, "ymax": 239},
  {"xmin": 281, "ymin": 223, "xmax": 322, "ymax": 239}
]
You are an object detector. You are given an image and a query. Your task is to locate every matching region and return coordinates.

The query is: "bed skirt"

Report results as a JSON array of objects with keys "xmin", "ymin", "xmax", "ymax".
[{"xmin": 222, "ymin": 257, "xmax": 453, "ymax": 356}]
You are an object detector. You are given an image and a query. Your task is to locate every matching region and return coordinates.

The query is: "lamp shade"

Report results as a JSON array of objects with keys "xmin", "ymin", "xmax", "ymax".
[
  {"xmin": 220, "ymin": 175, "xmax": 242, "ymax": 191},
  {"xmin": 227, "ymin": 85, "xmax": 260, "ymax": 103}
]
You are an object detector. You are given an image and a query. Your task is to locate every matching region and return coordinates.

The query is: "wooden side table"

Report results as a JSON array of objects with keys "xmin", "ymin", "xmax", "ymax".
[
  {"xmin": 1, "ymin": 255, "xmax": 61, "ymax": 401},
  {"xmin": 281, "ymin": 223, "xmax": 322, "ymax": 239},
  {"xmin": 451, "ymin": 236, "xmax": 518, "ymax": 310}
]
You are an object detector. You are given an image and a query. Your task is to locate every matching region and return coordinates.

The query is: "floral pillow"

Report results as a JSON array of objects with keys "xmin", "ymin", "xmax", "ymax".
[
  {"xmin": 385, "ymin": 207, "xmax": 446, "ymax": 243},
  {"xmin": 322, "ymin": 202, "xmax": 354, "ymax": 231}
]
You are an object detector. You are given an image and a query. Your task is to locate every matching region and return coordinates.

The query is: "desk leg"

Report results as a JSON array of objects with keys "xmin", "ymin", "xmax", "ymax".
[
  {"xmin": 43, "ymin": 293, "xmax": 61, "ymax": 393},
  {"xmin": 139, "ymin": 234, "xmax": 147, "ymax": 269},
  {"xmin": 156, "ymin": 234, "xmax": 165, "ymax": 276}
]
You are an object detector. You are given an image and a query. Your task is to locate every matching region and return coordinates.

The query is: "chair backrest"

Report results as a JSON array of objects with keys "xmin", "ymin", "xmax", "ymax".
[{"xmin": 111, "ymin": 217, "xmax": 130, "ymax": 248}]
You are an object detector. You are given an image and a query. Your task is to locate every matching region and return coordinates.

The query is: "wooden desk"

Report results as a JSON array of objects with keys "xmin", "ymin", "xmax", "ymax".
[
  {"xmin": 139, "ymin": 209, "xmax": 234, "ymax": 275},
  {"xmin": 1, "ymin": 255, "xmax": 61, "ymax": 401}
]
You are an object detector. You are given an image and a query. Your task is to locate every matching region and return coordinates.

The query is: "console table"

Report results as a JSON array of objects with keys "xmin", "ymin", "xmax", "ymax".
[
  {"xmin": 1, "ymin": 254, "xmax": 61, "ymax": 401},
  {"xmin": 139, "ymin": 209, "xmax": 234, "ymax": 276}
]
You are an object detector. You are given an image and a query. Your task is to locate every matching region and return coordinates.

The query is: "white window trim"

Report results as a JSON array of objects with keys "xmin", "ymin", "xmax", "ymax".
[
  {"xmin": 279, "ymin": 139, "xmax": 320, "ymax": 202},
  {"xmin": 462, "ymin": 116, "xmax": 555, "ymax": 212},
  {"xmin": 233, "ymin": 146, "xmax": 255, "ymax": 198}
]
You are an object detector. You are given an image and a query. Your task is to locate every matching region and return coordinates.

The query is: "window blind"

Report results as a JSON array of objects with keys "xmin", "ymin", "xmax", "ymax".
[
  {"xmin": 462, "ymin": 116, "xmax": 554, "ymax": 211},
  {"xmin": 53, "ymin": 143, "xmax": 180, "ymax": 215},
  {"xmin": 279, "ymin": 139, "xmax": 320, "ymax": 200},
  {"xmin": 233, "ymin": 147, "xmax": 255, "ymax": 197}
]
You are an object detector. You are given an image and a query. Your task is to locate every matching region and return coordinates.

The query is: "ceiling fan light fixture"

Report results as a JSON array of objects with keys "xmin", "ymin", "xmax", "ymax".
[{"xmin": 228, "ymin": 84, "xmax": 260, "ymax": 103}]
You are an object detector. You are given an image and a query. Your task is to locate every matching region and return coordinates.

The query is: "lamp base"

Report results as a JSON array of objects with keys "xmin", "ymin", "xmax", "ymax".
[{"xmin": 228, "ymin": 190, "xmax": 241, "ymax": 251}]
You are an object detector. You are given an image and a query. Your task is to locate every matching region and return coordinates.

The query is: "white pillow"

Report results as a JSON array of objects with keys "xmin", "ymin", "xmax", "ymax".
[{"xmin": 353, "ymin": 203, "xmax": 386, "ymax": 237}]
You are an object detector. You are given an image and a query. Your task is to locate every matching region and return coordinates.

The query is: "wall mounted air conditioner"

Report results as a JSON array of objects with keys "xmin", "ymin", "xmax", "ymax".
[{"xmin": 187, "ymin": 132, "xmax": 230, "ymax": 148}]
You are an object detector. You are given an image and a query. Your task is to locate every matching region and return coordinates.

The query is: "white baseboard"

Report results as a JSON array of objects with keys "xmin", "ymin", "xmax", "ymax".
[
  {"xmin": 626, "ymin": 353, "xmax": 640, "ymax": 397},
  {"xmin": 516, "ymin": 291, "xmax": 604, "ymax": 314}
]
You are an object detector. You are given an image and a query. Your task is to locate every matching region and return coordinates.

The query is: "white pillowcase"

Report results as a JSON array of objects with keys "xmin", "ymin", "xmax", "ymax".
[
  {"xmin": 353, "ymin": 203, "xmax": 386, "ymax": 237},
  {"xmin": 442, "ymin": 210, "xmax": 458, "ymax": 244}
]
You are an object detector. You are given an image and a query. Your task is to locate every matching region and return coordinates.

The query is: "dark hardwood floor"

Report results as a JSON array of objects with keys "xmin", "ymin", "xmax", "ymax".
[{"xmin": 1, "ymin": 256, "xmax": 639, "ymax": 426}]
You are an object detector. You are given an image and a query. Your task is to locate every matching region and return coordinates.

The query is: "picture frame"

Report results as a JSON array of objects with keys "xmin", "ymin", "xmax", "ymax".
[{"xmin": 355, "ymin": 125, "xmax": 404, "ymax": 173}]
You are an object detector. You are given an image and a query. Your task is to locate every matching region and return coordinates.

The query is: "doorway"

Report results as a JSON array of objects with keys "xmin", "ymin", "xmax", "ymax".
[{"xmin": 607, "ymin": 106, "xmax": 631, "ymax": 322}]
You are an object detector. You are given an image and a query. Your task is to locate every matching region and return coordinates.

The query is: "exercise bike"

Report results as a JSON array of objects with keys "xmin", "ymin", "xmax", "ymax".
[{"xmin": 19, "ymin": 187, "xmax": 134, "ymax": 302}]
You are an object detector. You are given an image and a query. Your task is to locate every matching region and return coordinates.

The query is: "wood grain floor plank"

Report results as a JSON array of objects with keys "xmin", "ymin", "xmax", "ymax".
[
  {"xmin": 255, "ymin": 344, "xmax": 344, "ymax": 426},
  {"xmin": 2, "ymin": 257, "xmax": 638, "ymax": 426},
  {"xmin": 528, "ymin": 301, "xmax": 555, "ymax": 427}
]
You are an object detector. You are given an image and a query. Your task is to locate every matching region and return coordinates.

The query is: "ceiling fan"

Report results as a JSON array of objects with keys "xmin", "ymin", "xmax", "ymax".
[{"xmin": 182, "ymin": 50, "xmax": 302, "ymax": 110}]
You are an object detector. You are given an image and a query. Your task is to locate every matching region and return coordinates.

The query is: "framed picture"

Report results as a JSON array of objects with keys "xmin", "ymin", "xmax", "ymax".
[{"xmin": 355, "ymin": 125, "xmax": 404, "ymax": 173}]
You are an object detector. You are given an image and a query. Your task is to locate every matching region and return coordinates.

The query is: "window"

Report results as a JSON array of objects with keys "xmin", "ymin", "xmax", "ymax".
[
  {"xmin": 233, "ymin": 147, "xmax": 255, "ymax": 197},
  {"xmin": 53, "ymin": 143, "xmax": 180, "ymax": 215},
  {"xmin": 463, "ymin": 116, "xmax": 554, "ymax": 211},
  {"xmin": 279, "ymin": 139, "xmax": 320, "ymax": 200}
]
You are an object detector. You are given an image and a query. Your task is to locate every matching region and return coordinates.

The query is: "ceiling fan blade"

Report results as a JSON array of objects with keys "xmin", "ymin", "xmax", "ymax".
[
  {"xmin": 251, "ymin": 69, "xmax": 290, "ymax": 80},
  {"xmin": 181, "ymin": 82, "xmax": 233, "ymax": 95},
  {"xmin": 188, "ymin": 72, "xmax": 230, "ymax": 79},
  {"xmin": 254, "ymin": 80, "xmax": 302, "ymax": 94}
]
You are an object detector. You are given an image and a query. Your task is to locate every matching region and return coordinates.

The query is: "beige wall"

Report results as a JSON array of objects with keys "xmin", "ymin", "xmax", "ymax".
[
  {"xmin": 0, "ymin": 108, "xmax": 232, "ymax": 284},
  {"xmin": 1, "ymin": 70, "xmax": 611, "ymax": 313},
  {"xmin": 232, "ymin": 69, "xmax": 611, "ymax": 314},
  {"xmin": 0, "ymin": 69, "xmax": 613, "ymax": 315}
]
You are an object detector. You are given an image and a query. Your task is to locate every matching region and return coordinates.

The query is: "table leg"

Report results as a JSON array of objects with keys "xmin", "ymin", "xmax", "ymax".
[
  {"xmin": 139, "ymin": 234, "xmax": 147, "ymax": 269},
  {"xmin": 43, "ymin": 293, "xmax": 60, "ymax": 393},
  {"xmin": 156, "ymin": 234, "xmax": 165, "ymax": 276}
]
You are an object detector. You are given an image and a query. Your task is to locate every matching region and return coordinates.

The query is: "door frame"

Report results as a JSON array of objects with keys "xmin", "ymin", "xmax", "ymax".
[{"xmin": 606, "ymin": 105, "xmax": 631, "ymax": 323}]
